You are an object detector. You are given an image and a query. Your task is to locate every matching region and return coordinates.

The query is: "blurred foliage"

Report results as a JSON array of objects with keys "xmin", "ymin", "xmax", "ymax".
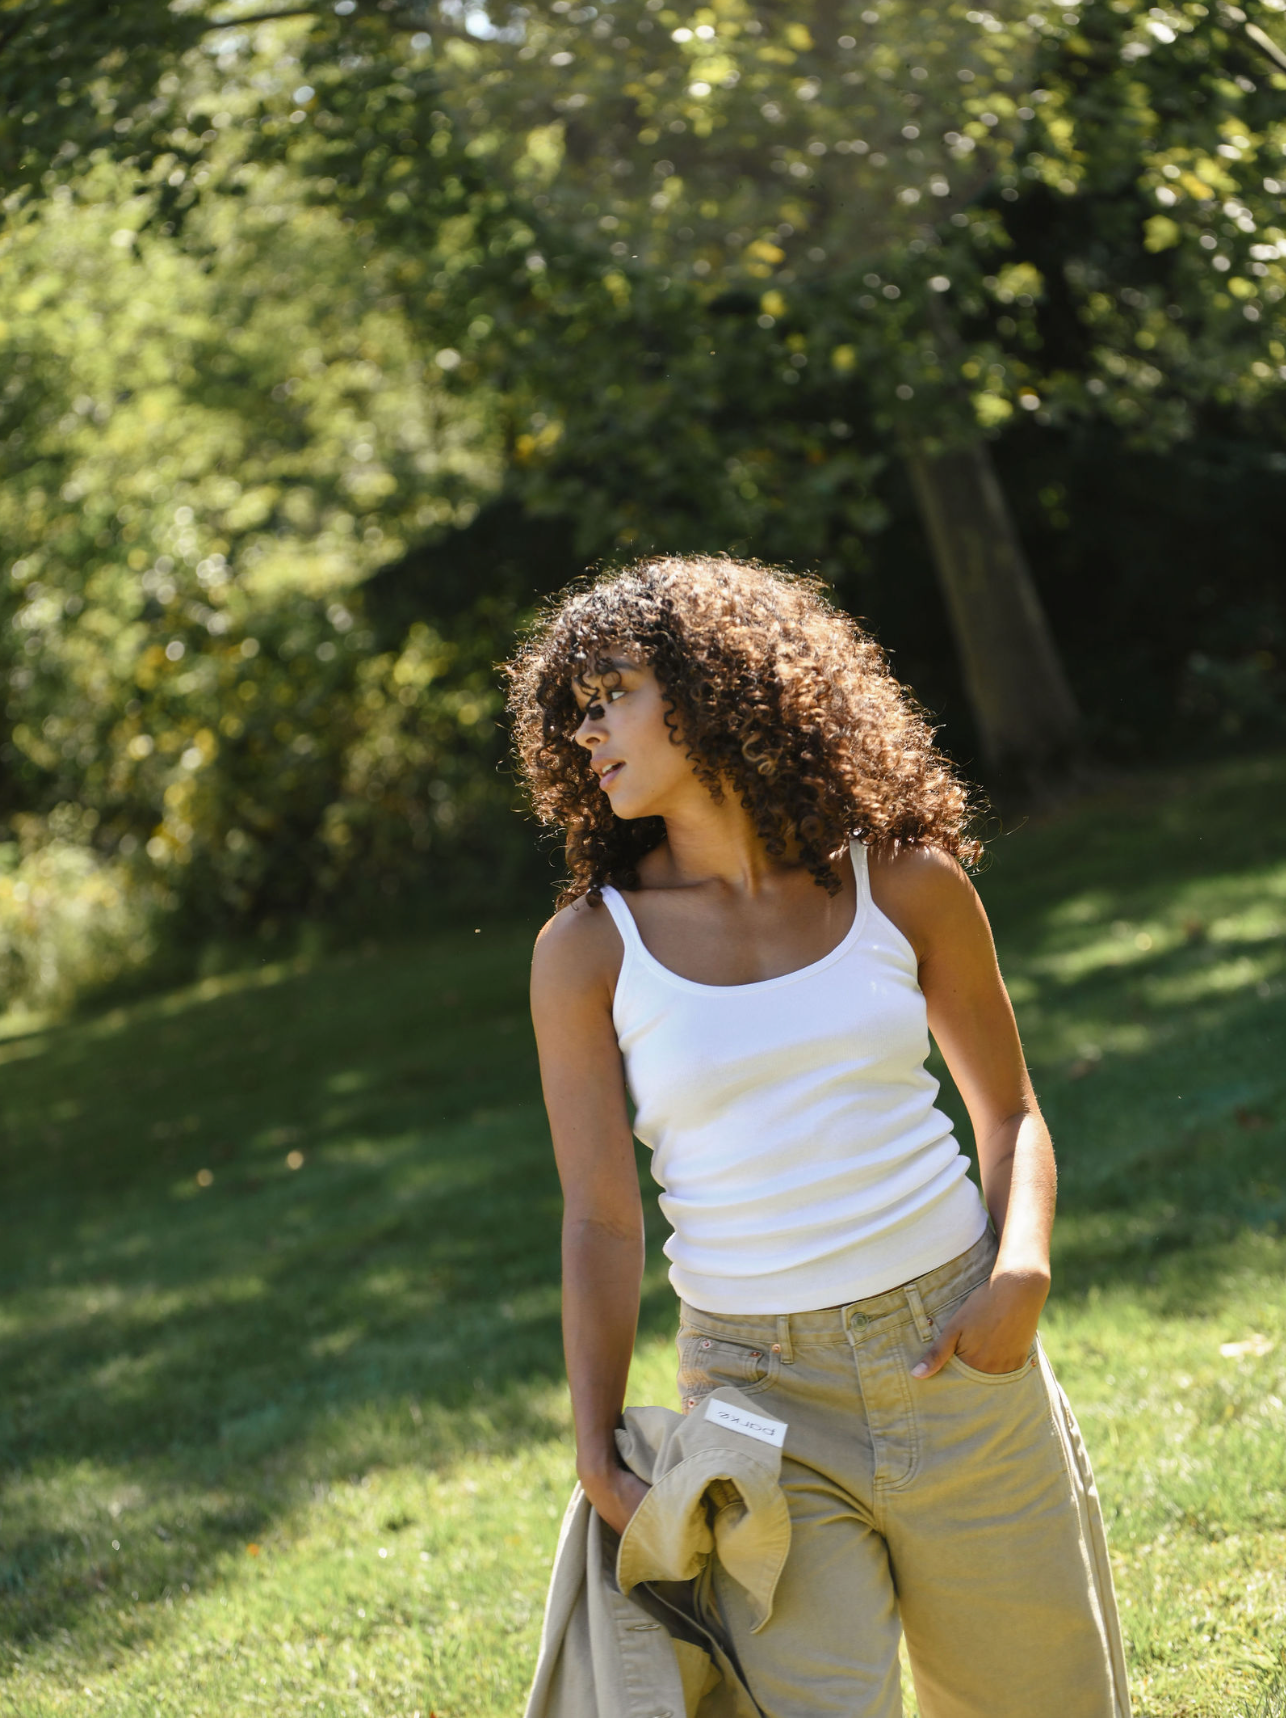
[
  {"xmin": 0, "ymin": 154, "xmax": 511, "ymax": 1006},
  {"xmin": 0, "ymin": 825, "xmax": 164, "ymax": 1014},
  {"xmin": 1, "ymin": 0, "xmax": 1285, "ymax": 1006},
  {"xmin": 229, "ymin": 0, "xmax": 1286, "ymax": 690},
  {"xmin": 239, "ymin": 0, "xmax": 1286, "ymax": 449}
]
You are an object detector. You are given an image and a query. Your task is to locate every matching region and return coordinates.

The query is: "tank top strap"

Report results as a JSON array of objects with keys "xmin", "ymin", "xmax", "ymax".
[
  {"xmin": 848, "ymin": 836, "xmax": 872, "ymax": 908},
  {"xmin": 599, "ymin": 884, "xmax": 645, "ymax": 957}
]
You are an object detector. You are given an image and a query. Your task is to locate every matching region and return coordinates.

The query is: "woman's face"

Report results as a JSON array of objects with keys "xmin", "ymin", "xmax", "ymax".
[{"xmin": 569, "ymin": 654, "xmax": 698, "ymax": 821}]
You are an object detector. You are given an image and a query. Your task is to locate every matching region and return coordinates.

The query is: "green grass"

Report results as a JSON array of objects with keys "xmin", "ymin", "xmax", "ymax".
[{"xmin": 2, "ymin": 752, "xmax": 1285, "ymax": 1719}]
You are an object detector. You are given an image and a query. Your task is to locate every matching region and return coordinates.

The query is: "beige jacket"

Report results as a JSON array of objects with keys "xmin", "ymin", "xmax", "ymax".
[{"xmin": 525, "ymin": 1390, "xmax": 792, "ymax": 1719}]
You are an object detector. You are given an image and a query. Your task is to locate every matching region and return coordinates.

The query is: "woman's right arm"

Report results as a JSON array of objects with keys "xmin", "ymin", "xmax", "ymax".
[{"xmin": 530, "ymin": 901, "xmax": 651, "ymax": 1536}]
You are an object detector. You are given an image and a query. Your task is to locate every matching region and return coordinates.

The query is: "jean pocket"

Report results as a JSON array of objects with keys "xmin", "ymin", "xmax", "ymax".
[
  {"xmin": 676, "ymin": 1328, "xmax": 781, "ymax": 1407},
  {"xmin": 945, "ymin": 1342, "xmax": 1039, "ymax": 1386}
]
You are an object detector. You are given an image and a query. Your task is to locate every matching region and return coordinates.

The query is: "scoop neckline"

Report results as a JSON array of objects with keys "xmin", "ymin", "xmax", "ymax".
[{"xmin": 605, "ymin": 841, "xmax": 869, "ymax": 996}]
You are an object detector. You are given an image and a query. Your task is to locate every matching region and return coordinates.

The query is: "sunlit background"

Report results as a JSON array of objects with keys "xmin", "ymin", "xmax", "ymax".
[{"xmin": 1, "ymin": 2, "xmax": 1285, "ymax": 1715}]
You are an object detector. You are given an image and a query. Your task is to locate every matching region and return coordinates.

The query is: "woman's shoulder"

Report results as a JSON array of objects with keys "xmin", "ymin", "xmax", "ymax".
[
  {"xmin": 868, "ymin": 837, "xmax": 971, "ymax": 889},
  {"xmin": 530, "ymin": 893, "xmax": 625, "ymax": 1004},
  {"xmin": 866, "ymin": 839, "xmax": 984, "ymax": 960}
]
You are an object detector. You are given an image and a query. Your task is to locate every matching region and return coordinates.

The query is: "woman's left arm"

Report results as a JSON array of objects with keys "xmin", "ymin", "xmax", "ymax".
[{"xmin": 869, "ymin": 844, "xmax": 1054, "ymax": 1379}]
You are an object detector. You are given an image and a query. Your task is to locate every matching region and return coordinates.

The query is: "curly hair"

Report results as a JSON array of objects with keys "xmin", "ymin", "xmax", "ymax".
[{"xmin": 506, "ymin": 556, "xmax": 981, "ymax": 905}]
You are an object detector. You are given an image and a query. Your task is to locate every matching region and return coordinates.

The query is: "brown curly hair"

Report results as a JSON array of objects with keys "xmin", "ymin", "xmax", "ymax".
[{"xmin": 506, "ymin": 556, "xmax": 981, "ymax": 905}]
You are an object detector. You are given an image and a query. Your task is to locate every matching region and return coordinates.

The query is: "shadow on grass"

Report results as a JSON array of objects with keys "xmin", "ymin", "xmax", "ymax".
[
  {"xmin": 979, "ymin": 752, "xmax": 1286, "ymax": 1310},
  {"xmin": 1, "ymin": 754, "xmax": 1284, "ymax": 1661},
  {"xmin": 0, "ymin": 916, "xmax": 689, "ymax": 1659}
]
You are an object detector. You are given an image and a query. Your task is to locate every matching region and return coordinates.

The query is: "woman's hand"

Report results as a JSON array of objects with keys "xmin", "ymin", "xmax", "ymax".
[
  {"xmin": 581, "ymin": 1463, "xmax": 652, "ymax": 1536},
  {"xmin": 911, "ymin": 1268, "xmax": 1049, "ymax": 1379}
]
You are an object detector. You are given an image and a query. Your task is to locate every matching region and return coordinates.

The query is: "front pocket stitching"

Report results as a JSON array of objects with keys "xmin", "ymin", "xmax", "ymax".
[
  {"xmin": 945, "ymin": 1347, "xmax": 1036, "ymax": 1385},
  {"xmin": 681, "ymin": 1371, "xmax": 779, "ymax": 1405},
  {"xmin": 677, "ymin": 1337, "xmax": 781, "ymax": 1400}
]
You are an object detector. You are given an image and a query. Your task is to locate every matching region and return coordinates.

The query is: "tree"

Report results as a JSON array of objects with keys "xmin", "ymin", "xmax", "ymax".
[
  {"xmin": 282, "ymin": 0, "xmax": 1089, "ymax": 776},
  {"xmin": 5, "ymin": 0, "xmax": 1285, "ymax": 779},
  {"xmin": 0, "ymin": 147, "xmax": 507, "ymax": 962}
]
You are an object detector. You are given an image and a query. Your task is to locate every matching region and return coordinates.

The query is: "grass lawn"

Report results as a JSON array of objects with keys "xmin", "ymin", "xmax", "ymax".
[{"xmin": 1, "ymin": 751, "xmax": 1285, "ymax": 1719}]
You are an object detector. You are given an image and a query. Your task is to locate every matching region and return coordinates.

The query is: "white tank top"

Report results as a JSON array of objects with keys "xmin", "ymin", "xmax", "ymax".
[{"xmin": 601, "ymin": 841, "xmax": 988, "ymax": 1315}]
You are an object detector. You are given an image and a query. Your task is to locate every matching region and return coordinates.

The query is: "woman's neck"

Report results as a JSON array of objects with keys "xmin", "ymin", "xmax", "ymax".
[{"xmin": 650, "ymin": 787, "xmax": 799, "ymax": 895}]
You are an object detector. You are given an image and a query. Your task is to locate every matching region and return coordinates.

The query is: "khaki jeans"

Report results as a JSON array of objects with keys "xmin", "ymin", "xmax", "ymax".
[{"xmin": 676, "ymin": 1230, "xmax": 1130, "ymax": 1718}]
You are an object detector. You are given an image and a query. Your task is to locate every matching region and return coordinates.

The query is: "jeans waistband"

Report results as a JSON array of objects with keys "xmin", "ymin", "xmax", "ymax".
[{"xmin": 678, "ymin": 1227, "xmax": 997, "ymax": 1357}]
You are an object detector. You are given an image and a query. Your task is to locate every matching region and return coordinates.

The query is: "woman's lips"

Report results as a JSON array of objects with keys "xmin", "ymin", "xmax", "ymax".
[{"xmin": 598, "ymin": 762, "xmax": 625, "ymax": 789}]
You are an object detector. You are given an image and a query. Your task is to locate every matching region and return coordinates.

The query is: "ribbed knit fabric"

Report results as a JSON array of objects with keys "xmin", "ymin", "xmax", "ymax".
[{"xmin": 601, "ymin": 841, "xmax": 988, "ymax": 1315}]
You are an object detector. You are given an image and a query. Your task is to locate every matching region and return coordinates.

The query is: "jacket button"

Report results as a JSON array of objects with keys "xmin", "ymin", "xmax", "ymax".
[
  {"xmin": 771, "ymin": 1342, "xmax": 781, "ymax": 1353},
  {"xmin": 700, "ymin": 1338, "xmax": 711, "ymax": 1349}
]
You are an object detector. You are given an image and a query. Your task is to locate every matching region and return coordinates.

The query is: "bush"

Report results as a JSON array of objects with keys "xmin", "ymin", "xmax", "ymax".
[
  {"xmin": 0, "ymin": 819, "xmax": 165, "ymax": 1012},
  {"xmin": 0, "ymin": 156, "xmax": 511, "ymax": 1011}
]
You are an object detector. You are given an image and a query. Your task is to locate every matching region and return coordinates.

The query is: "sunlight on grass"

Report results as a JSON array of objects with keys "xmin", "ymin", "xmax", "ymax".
[{"xmin": 2, "ymin": 754, "xmax": 1286, "ymax": 1717}]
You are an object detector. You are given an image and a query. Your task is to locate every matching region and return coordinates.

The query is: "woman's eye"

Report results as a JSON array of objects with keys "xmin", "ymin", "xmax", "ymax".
[{"xmin": 574, "ymin": 688, "xmax": 623, "ymax": 726}]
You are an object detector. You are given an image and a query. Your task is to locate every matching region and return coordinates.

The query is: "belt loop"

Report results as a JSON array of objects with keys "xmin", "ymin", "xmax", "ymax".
[
  {"xmin": 905, "ymin": 1283, "xmax": 936, "ymax": 1347},
  {"xmin": 774, "ymin": 1314, "xmax": 793, "ymax": 1365}
]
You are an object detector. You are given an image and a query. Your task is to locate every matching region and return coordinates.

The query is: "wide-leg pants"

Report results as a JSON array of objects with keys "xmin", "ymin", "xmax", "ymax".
[{"xmin": 676, "ymin": 1229, "xmax": 1130, "ymax": 1718}]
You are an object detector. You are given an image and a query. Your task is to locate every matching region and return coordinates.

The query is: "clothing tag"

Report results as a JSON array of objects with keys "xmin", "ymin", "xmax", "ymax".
[{"xmin": 703, "ymin": 1397, "xmax": 787, "ymax": 1448}]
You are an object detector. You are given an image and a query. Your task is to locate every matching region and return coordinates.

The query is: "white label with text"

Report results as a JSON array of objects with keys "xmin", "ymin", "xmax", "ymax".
[{"xmin": 703, "ymin": 1397, "xmax": 787, "ymax": 1448}]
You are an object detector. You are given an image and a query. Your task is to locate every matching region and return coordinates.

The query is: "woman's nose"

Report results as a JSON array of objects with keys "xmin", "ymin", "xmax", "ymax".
[{"xmin": 573, "ymin": 709, "xmax": 603, "ymax": 748}]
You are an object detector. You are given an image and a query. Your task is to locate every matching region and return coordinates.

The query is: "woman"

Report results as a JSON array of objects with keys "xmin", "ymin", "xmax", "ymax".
[{"xmin": 509, "ymin": 557, "xmax": 1128, "ymax": 1719}]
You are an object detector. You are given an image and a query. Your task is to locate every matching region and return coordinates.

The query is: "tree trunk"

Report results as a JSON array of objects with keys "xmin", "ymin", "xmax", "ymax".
[{"xmin": 904, "ymin": 437, "xmax": 1081, "ymax": 780}]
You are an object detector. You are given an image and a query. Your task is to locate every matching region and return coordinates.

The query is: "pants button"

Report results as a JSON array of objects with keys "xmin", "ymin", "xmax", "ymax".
[{"xmin": 851, "ymin": 1312, "xmax": 870, "ymax": 1330}]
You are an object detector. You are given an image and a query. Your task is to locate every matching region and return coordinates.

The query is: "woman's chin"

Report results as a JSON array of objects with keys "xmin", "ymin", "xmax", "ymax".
[{"xmin": 606, "ymin": 787, "xmax": 656, "ymax": 821}]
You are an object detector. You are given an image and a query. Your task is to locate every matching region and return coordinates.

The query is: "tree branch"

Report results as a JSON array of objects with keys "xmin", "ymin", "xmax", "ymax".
[
  {"xmin": 1243, "ymin": 20, "xmax": 1286, "ymax": 75},
  {"xmin": 205, "ymin": 6, "xmax": 326, "ymax": 27},
  {"xmin": 204, "ymin": 4, "xmax": 438, "ymax": 30}
]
